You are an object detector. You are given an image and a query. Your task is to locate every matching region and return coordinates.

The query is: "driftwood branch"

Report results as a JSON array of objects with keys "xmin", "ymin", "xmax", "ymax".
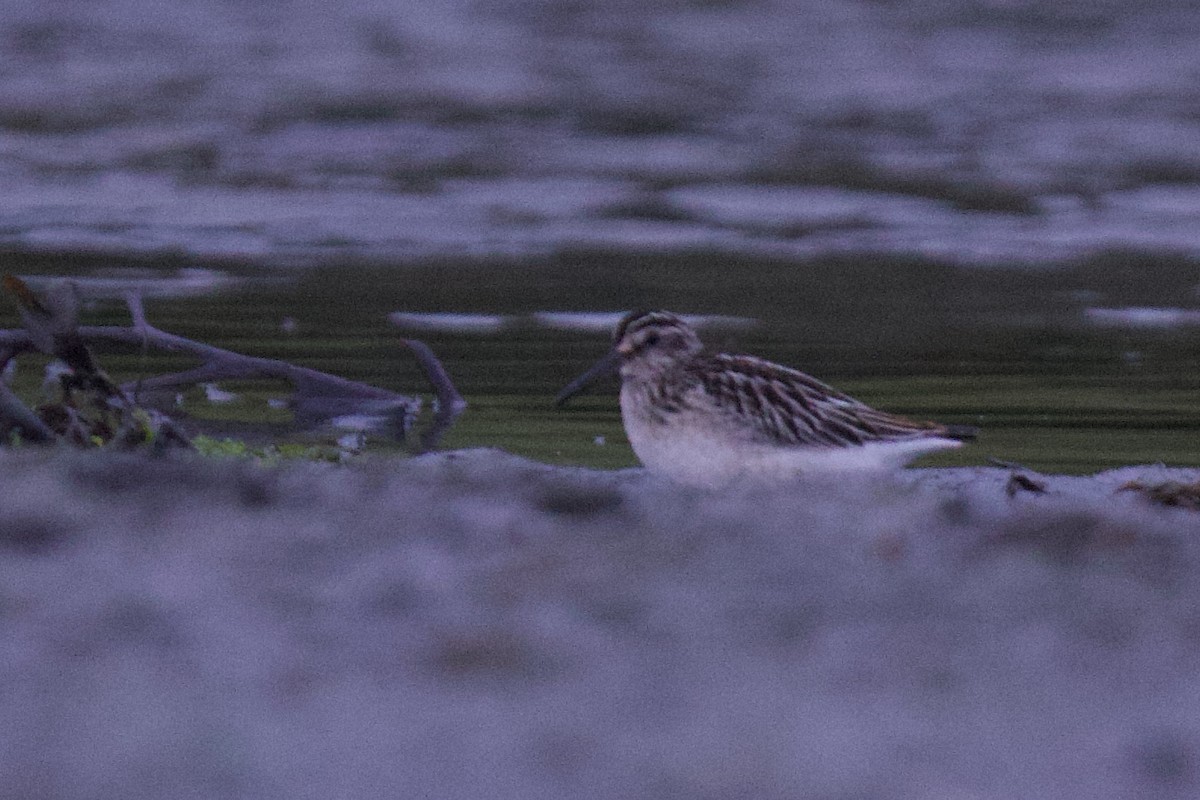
[
  {"xmin": 0, "ymin": 294, "xmax": 466, "ymax": 452},
  {"xmin": 400, "ymin": 338, "xmax": 467, "ymax": 453}
]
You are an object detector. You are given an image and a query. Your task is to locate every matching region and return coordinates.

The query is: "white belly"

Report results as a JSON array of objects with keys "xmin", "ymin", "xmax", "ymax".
[{"xmin": 620, "ymin": 393, "xmax": 962, "ymax": 489}]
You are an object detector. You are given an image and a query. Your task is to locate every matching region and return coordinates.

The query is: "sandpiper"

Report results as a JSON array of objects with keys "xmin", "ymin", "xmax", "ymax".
[{"xmin": 556, "ymin": 310, "xmax": 975, "ymax": 487}]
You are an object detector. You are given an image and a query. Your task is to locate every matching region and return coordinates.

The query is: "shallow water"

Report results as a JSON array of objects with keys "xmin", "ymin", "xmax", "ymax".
[{"xmin": 3, "ymin": 251, "xmax": 1199, "ymax": 473}]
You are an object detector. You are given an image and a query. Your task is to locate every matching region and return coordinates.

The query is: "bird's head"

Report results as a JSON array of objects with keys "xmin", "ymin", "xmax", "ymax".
[{"xmin": 555, "ymin": 310, "xmax": 702, "ymax": 406}]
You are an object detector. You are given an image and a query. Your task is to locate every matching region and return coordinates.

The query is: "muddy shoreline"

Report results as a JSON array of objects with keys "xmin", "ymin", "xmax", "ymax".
[{"xmin": 0, "ymin": 449, "xmax": 1196, "ymax": 798}]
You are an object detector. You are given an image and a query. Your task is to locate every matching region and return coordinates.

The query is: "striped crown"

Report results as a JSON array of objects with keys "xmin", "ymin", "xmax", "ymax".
[{"xmin": 613, "ymin": 310, "xmax": 702, "ymax": 360}]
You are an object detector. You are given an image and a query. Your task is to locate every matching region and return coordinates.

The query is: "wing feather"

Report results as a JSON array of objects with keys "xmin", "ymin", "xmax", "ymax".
[{"xmin": 691, "ymin": 354, "xmax": 960, "ymax": 448}]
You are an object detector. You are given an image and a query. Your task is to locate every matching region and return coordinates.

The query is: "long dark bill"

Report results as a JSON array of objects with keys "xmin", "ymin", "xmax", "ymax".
[{"xmin": 554, "ymin": 348, "xmax": 622, "ymax": 407}]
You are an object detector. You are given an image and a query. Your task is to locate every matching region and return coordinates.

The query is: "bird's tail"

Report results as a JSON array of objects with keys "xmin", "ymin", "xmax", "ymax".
[{"xmin": 941, "ymin": 423, "xmax": 978, "ymax": 442}]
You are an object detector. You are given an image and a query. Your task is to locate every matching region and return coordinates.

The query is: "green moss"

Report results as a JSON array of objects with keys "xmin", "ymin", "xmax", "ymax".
[{"xmin": 191, "ymin": 435, "xmax": 344, "ymax": 464}]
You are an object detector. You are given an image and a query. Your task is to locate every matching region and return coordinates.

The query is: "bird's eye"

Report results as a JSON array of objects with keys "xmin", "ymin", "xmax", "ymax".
[{"xmin": 644, "ymin": 333, "xmax": 660, "ymax": 347}]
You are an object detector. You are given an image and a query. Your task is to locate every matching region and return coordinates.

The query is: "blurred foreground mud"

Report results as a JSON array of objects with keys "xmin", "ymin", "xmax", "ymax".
[{"xmin": 0, "ymin": 449, "xmax": 1196, "ymax": 798}]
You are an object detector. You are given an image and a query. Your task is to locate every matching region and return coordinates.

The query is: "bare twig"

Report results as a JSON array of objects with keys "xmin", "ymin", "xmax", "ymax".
[
  {"xmin": 401, "ymin": 338, "xmax": 468, "ymax": 452},
  {"xmin": 125, "ymin": 291, "xmax": 149, "ymax": 331}
]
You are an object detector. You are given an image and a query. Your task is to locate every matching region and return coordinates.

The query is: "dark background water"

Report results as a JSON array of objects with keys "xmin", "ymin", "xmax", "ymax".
[{"xmin": 1, "ymin": 0, "xmax": 1200, "ymax": 471}]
